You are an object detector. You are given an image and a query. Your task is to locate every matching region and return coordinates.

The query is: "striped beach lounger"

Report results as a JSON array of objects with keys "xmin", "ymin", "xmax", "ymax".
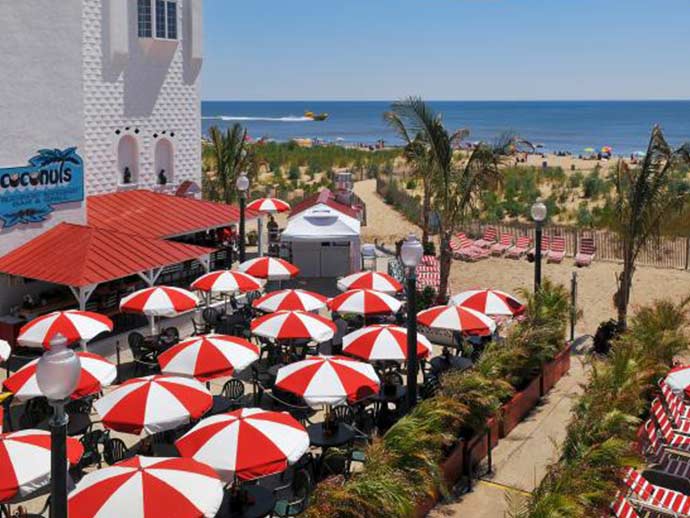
[
  {"xmin": 611, "ymin": 492, "xmax": 641, "ymax": 518},
  {"xmin": 643, "ymin": 419, "xmax": 690, "ymax": 480},
  {"xmin": 624, "ymin": 467, "xmax": 690, "ymax": 516},
  {"xmin": 490, "ymin": 233, "xmax": 515, "ymax": 256},
  {"xmin": 473, "ymin": 227, "xmax": 498, "ymax": 249},
  {"xmin": 547, "ymin": 235, "xmax": 567, "ymax": 263},
  {"xmin": 506, "ymin": 236, "xmax": 531, "ymax": 259},
  {"xmin": 575, "ymin": 237, "xmax": 596, "ymax": 267},
  {"xmin": 652, "ymin": 398, "xmax": 690, "ymax": 450}
]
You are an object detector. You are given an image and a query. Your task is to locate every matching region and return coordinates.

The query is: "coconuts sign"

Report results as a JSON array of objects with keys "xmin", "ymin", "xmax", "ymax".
[{"xmin": 0, "ymin": 148, "xmax": 84, "ymax": 229}]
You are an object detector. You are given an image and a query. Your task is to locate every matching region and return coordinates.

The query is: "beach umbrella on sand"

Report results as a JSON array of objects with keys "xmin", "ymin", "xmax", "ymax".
[
  {"xmin": 342, "ymin": 324, "xmax": 432, "ymax": 362},
  {"xmin": 252, "ymin": 289, "xmax": 327, "ymax": 313},
  {"xmin": 246, "ymin": 197, "xmax": 291, "ymax": 214},
  {"xmin": 0, "ymin": 340, "xmax": 10, "ymax": 363},
  {"xmin": 3, "ymin": 352, "xmax": 116, "ymax": 402},
  {"xmin": 601, "ymin": 146, "xmax": 613, "ymax": 154},
  {"xmin": 238, "ymin": 257, "xmax": 299, "ymax": 280},
  {"xmin": 18, "ymin": 310, "xmax": 113, "ymax": 348},
  {"xmin": 449, "ymin": 289, "xmax": 525, "ymax": 317},
  {"xmin": 274, "ymin": 355, "xmax": 380, "ymax": 407},
  {"xmin": 157, "ymin": 334, "xmax": 259, "ymax": 382},
  {"xmin": 94, "ymin": 375, "xmax": 212, "ymax": 436},
  {"xmin": 584, "ymin": 147, "xmax": 595, "ymax": 154},
  {"xmin": 337, "ymin": 271, "xmax": 403, "ymax": 294},
  {"xmin": 175, "ymin": 408, "xmax": 309, "ymax": 482},
  {"xmin": 67, "ymin": 456, "xmax": 224, "ymax": 518},
  {"xmin": 0, "ymin": 430, "xmax": 83, "ymax": 503},
  {"xmin": 328, "ymin": 289, "xmax": 402, "ymax": 316},
  {"xmin": 251, "ymin": 310, "xmax": 336, "ymax": 343},
  {"xmin": 417, "ymin": 305, "xmax": 496, "ymax": 336},
  {"xmin": 191, "ymin": 270, "xmax": 264, "ymax": 294}
]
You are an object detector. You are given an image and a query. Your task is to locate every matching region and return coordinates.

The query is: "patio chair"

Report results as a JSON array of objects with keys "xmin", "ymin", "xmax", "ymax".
[
  {"xmin": 506, "ymin": 236, "xmax": 532, "ymax": 259},
  {"xmin": 575, "ymin": 236, "xmax": 596, "ymax": 267},
  {"xmin": 202, "ymin": 307, "xmax": 221, "ymax": 330},
  {"xmin": 490, "ymin": 233, "xmax": 515, "ymax": 256},
  {"xmin": 271, "ymin": 469, "xmax": 313, "ymax": 517},
  {"xmin": 473, "ymin": 226, "xmax": 498, "ymax": 249},
  {"xmin": 611, "ymin": 491, "xmax": 641, "ymax": 518},
  {"xmin": 651, "ymin": 398, "xmax": 690, "ymax": 450},
  {"xmin": 103, "ymin": 437, "xmax": 130, "ymax": 466},
  {"xmin": 219, "ymin": 379, "xmax": 245, "ymax": 410},
  {"xmin": 547, "ymin": 235, "xmax": 566, "ymax": 263},
  {"xmin": 75, "ymin": 429, "xmax": 108, "ymax": 473},
  {"xmin": 623, "ymin": 467, "xmax": 690, "ymax": 516},
  {"xmin": 128, "ymin": 332, "xmax": 159, "ymax": 376},
  {"xmin": 643, "ymin": 419, "xmax": 690, "ymax": 479}
]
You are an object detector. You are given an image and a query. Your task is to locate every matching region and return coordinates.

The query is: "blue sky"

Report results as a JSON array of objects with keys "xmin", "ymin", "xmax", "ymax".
[{"xmin": 202, "ymin": 0, "xmax": 690, "ymax": 101}]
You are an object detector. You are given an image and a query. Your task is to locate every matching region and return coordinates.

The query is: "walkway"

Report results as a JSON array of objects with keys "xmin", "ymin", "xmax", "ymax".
[{"xmin": 429, "ymin": 347, "xmax": 587, "ymax": 517}]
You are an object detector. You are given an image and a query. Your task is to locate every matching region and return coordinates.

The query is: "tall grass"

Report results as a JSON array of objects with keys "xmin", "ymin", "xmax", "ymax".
[{"xmin": 516, "ymin": 297, "xmax": 690, "ymax": 518}]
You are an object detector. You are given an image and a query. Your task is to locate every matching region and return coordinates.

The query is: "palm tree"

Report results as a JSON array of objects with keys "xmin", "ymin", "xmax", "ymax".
[
  {"xmin": 207, "ymin": 124, "xmax": 253, "ymax": 204},
  {"xmin": 611, "ymin": 125, "xmax": 690, "ymax": 330},
  {"xmin": 385, "ymin": 97, "xmax": 509, "ymax": 301}
]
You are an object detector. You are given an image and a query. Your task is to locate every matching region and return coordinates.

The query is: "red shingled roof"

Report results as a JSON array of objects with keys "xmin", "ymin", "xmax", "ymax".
[
  {"xmin": 87, "ymin": 189, "xmax": 256, "ymax": 239},
  {"xmin": 0, "ymin": 223, "xmax": 214, "ymax": 287},
  {"xmin": 290, "ymin": 189, "xmax": 360, "ymax": 219}
]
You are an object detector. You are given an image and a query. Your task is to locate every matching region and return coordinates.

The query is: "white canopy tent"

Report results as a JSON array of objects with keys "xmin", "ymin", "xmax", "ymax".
[{"xmin": 281, "ymin": 205, "xmax": 361, "ymax": 278}]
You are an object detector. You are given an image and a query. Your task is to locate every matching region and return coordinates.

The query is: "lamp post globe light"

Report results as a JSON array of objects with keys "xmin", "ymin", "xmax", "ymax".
[
  {"xmin": 236, "ymin": 171, "xmax": 250, "ymax": 263},
  {"xmin": 531, "ymin": 199, "xmax": 547, "ymax": 293},
  {"xmin": 36, "ymin": 333, "xmax": 81, "ymax": 518},
  {"xmin": 400, "ymin": 234, "xmax": 424, "ymax": 411}
]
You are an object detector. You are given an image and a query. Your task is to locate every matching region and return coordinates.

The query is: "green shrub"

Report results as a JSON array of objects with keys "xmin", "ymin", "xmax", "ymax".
[{"xmin": 405, "ymin": 179, "xmax": 417, "ymax": 190}]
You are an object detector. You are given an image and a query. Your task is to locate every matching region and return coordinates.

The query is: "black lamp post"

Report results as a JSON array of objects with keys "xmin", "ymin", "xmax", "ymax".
[
  {"xmin": 236, "ymin": 172, "xmax": 250, "ymax": 264},
  {"xmin": 36, "ymin": 334, "xmax": 81, "ymax": 518},
  {"xmin": 400, "ymin": 234, "xmax": 424, "ymax": 412},
  {"xmin": 531, "ymin": 200, "xmax": 547, "ymax": 293}
]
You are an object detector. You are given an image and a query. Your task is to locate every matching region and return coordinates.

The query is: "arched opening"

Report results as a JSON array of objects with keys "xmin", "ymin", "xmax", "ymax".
[
  {"xmin": 154, "ymin": 138, "xmax": 174, "ymax": 186},
  {"xmin": 117, "ymin": 135, "xmax": 139, "ymax": 185}
]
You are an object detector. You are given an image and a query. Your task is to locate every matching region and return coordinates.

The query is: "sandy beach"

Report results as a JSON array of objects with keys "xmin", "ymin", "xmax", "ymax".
[{"xmin": 354, "ymin": 178, "xmax": 690, "ymax": 334}]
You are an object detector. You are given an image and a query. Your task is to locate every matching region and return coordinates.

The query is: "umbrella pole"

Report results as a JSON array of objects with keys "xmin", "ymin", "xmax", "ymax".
[{"xmin": 150, "ymin": 316, "xmax": 157, "ymax": 337}]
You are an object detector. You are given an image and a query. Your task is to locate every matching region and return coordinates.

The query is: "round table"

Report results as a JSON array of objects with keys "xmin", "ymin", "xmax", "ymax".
[
  {"xmin": 208, "ymin": 395, "xmax": 235, "ymax": 416},
  {"xmin": 307, "ymin": 422, "xmax": 354, "ymax": 449},
  {"xmin": 217, "ymin": 485, "xmax": 276, "ymax": 518},
  {"xmin": 430, "ymin": 354, "xmax": 472, "ymax": 375}
]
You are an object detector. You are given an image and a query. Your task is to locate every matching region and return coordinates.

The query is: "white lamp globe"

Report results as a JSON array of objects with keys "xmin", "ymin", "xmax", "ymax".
[
  {"xmin": 235, "ymin": 172, "xmax": 250, "ymax": 193},
  {"xmin": 401, "ymin": 234, "xmax": 424, "ymax": 268},
  {"xmin": 36, "ymin": 334, "xmax": 81, "ymax": 401},
  {"xmin": 531, "ymin": 200, "xmax": 547, "ymax": 223}
]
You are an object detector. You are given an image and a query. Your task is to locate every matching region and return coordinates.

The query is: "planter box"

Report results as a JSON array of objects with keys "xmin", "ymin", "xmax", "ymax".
[
  {"xmin": 542, "ymin": 343, "xmax": 572, "ymax": 394},
  {"xmin": 499, "ymin": 375, "xmax": 542, "ymax": 438}
]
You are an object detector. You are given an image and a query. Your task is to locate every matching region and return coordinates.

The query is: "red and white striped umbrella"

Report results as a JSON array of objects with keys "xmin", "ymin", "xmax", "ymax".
[
  {"xmin": 328, "ymin": 289, "xmax": 402, "ymax": 316},
  {"xmin": 342, "ymin": 325, "xmax": 432, "ymax": 362},
  {"xmin": 275, "ymin": 355, "xmax": 380, "ymax": 407},
  {"xmin": 449, "ymin": 289, "xmax": 525, "ymax": 317},
  {"xmin": 251, "ymin": 311, "xmax": 336, "ymax": 343},
  {"xmin": 0, "ymin": 430, "xmax": 83, "ymax": 503},
  {"xmin": 67, "ymin": 456, "xmax": 223, "ymax": 518},
  {"xmin": 191, "ymin": 270, "xmax": 264, "ymax": 294},
  {"xmin": 120, "ymin": 286, "xmax": 199, "ymax": 317},
  {"xmin": 18, "ymin": 310, "xmax": 113, "ymax": 348},
  {"xmin": 94, "ymin": 376, "xmax": 212, "ymax": 436},
  {"xmin": 417, "ymin": 305, "xmax": 496, "ymax": 336},
  {"xmin": 157, "ymin": 334, "xmax": 259, "ymax": 382},
  {"xmin": 0, "ymin": 340, "xmax": 10, "ymax": 363},
  {"xmin": 238, "ymin": 257, "xmax": 299, "ymax": 280},
  {"xmin": 252, "ymin": 289, "xmax": 327, "ymax": 313},
  {"xmin": 246, "ymin": 197, "xmax": 291, "ymax": 213},
  {"xmin": 176, "ymin": 408, "xmax": 309, "ymax": 482},
  {"xmin": 337, "ymin": 271, "xmax": 403, "ymax": 294},
  {"xmin": 3, "ymin": 352, "xmax": 116, "ymax": 402}
]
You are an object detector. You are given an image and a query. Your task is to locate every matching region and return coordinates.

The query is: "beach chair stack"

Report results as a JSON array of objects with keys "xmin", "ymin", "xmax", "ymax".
[
  {"xmin": 416, "ymin": 255, "xmax": 441, "ymax": 292},
  {"xmin": 616, "ymin": 377, "xmax": 690, "ymax": 517}
]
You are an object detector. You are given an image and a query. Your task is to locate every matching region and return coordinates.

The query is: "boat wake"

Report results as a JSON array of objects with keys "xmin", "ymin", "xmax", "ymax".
[{"xmin": 202, "ymin": 115, "xmax": 313, "ymax": 122}]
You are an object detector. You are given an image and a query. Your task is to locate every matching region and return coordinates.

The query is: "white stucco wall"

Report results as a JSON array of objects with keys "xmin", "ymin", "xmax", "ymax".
[
  {"xmin": 83, "ymin": 0, "xmax": 202, "ymax": 195},
  {"xmin": 0, "ymin": 0, "xmax": 86, "ymax": 256}
]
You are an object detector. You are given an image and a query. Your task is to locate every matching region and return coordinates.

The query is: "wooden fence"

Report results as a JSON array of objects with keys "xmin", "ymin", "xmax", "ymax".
[{"xmin": 376, "ymin": 174, "xmax": 690, "ymax": 270}]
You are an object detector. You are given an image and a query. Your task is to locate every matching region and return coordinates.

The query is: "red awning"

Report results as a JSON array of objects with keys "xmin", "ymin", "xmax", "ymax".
[
  {"xmin": 87, "ymin": 189, "xmax": 257, "ymax": 239},
  {"xmin": 0, "ymin": 223, "xmax": 214, "ymax": 287}
]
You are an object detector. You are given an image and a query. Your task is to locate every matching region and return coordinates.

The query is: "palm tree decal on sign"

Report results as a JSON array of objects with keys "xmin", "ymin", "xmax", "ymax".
[{"xmin": 0, "ymin": 148, "xmax": 82, "ymax": 228}]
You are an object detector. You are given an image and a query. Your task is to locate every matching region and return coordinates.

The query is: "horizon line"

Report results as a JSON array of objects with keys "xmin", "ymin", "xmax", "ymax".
[{"xmin": 202, "ymin": 98, "xmax": 690, "ymax": 103}]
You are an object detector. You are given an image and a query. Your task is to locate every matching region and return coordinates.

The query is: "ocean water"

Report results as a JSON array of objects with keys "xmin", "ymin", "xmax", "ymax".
[{"xmin": 202, "ymin": 101, "xmax": 690, "ymax": 155}]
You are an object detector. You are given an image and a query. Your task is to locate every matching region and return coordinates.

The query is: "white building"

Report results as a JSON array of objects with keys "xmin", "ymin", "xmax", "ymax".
[{"xmin": 0, "ymin": 0, "xmax": 203, "ymax": 256}]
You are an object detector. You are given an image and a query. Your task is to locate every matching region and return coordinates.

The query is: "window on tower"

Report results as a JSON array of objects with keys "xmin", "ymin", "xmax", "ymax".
[{"xmin": 138, "ymin": 0, "xmax": 178, "ymax": 41}]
